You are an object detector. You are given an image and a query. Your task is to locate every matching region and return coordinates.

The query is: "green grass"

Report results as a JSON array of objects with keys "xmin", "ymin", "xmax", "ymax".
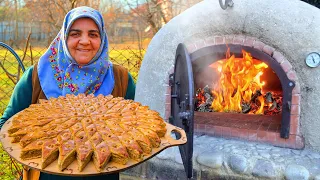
[{"xmin": 0, "ymin": 143, "xmax": 22, "ymax": 180}]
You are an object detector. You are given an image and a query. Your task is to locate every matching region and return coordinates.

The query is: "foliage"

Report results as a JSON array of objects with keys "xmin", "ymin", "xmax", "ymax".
[{"xmin": 0, "ymin": 143, "xmax": 23, "ymax": 180}]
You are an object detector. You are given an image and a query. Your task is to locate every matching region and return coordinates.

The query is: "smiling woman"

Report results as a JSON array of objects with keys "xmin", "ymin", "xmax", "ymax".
[
  {"xmin": 67, "ymin": 18, "xmax": 101, "ymax": 65},
  {"xmin": 0, "ymin": 6, "xmax": 136, "ymax": 180}
]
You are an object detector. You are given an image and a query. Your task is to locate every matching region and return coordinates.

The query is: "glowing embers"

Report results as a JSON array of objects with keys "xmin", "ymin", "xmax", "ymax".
[{"xmin": 195, "ymin": 49, "xmax": 282, "ymax": 115}]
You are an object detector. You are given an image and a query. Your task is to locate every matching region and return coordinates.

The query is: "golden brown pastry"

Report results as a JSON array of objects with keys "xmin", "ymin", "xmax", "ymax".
[
  {"xmin": 7, "ymin": 94, "xmax": 167, "ymax": 172},
  {"xmin": 41, "ymin": 138, "xmax": 59, "ymax": 169}
]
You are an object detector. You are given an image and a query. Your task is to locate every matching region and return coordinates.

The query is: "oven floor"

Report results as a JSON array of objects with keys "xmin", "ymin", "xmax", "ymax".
[
  {"xmin": 194, "ymin": 111, "xmax": 281, "ymax": 132},
  {"xmin": 194, "ymin": 112, "xmax": 283, "ymax": 144}
]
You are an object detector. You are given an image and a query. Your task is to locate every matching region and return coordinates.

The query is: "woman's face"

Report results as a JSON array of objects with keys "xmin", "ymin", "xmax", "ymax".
[{"xmin": 67, "ymin": 18, "xmax": 101, "ymax": 65}]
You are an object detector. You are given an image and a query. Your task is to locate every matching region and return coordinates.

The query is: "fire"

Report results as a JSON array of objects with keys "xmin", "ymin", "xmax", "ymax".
[{"xmin": 209, "ymin": 50, "xmax": 268, "ymax": 114}]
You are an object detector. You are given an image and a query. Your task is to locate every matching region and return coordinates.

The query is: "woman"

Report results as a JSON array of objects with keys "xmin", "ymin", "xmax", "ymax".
[{"xmin": 0, "ymin": 6, "xmax": 135, "ymax": 180}]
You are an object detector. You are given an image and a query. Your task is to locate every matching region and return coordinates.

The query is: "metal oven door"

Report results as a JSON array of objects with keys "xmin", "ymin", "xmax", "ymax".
[{"xmin": 170, "ymin": 43, "xmax": 194, "ymax": 178}]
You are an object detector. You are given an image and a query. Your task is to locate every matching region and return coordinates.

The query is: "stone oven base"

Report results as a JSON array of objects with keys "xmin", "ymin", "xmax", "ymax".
[{"xmin": 121, "ymin": 135, "xmax": 320, "ymax": 180}]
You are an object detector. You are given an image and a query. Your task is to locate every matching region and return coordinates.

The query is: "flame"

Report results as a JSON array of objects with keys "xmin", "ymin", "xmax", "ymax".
[{"xmin": 210, "ymin": 50, "xmax": 268, "ymax": 114}]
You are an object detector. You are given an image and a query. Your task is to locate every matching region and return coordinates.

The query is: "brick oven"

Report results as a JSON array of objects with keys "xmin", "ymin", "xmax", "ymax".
[
  {"xmin": 132, "ymin": 0, "xmax": 320, "ymax": 179},
  {"xmin": 175, "ymin": 41, "xmax": 302, "ymax": 149}
]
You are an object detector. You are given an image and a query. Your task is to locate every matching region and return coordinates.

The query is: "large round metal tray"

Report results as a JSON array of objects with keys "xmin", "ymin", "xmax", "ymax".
[{"xmin": 0, "ymin": 118, "xmax": 187, "ymax": 176}]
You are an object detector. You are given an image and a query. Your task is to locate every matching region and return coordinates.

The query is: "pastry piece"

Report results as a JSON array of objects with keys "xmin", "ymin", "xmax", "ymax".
[
  {"xmin": 101, "ymin": 133, "xmax": 129, "ymax": 165},
  {"xmin": 137, "ymin": 117, "xmax": 166, "ymax": 127},
  {"xmin": 105, "ymin": 121, "xmax": 124, "ymax": 136},
  {"xmin": 73, "ymin": 131, "xmax": 88, "ymax": 145},
  {"xmin": 41, "ymin": 138, "xmax": 60, "ymax": 169},
  {"xmin": 136, "ymin": 123, "xmax": 167, "ymax": 138},
  {"xmin": 57, "ymin": 129, "xmax": 72, "ymax": 142},
  {"xmin": 70, "ymin": 122, "xmax": 83, "ymax": 136},
  {"xmin": 84, "ymin": 124, "xmax": 97, "ymax": 137},
  {"xmin": 60, "ymin": 118, "xmax": 79, "ymax": 129},
  {"xmin": 58, "ymin": 139, "xmax": 76, "ymax": 171},
  {"xmin": 19, "ymin": 129, "xmax": 47, "ymax": 147},
  {"xmin": 127, "ymin": 128, "xmax": 152, "ymax": 154},
  {"xmin": 104, "ymin": 98, "xmax": 122, "ymax": 109},
  {"xmin": 136, "ymin": 127, "xmax": 161, "ymax": 148},
  {"xmin": 9, "ymin": 126, "xmax": 40, "ymax": 143},
  {"xmin": 89, "ymin": 132, "xmax": 103, "ymax": 147},
  {"xmin": 92, "ymin": 141, "xmax": 111, "ymax": 172},
  {"xmin": 99, "ymin": 113, "xmax": 122, "ymax": 120},
  {"xmin": 20, "ymin": 139, "xmax": 45, "ymax": 160},
  {"xmin": 81, "ymin": 117, "xmax": 93, "ymax": 127},
  {"xmin": 32, "ymin": 118, "xmax": 53, "ymax": 127},
  {"xmin": 76, "ymin": 140, "xmax": 93, "ymax": 172},
  {"xmin": 118, "ymin": 133, "xmax": 143, "ymax": 161},
  {"xmin": 120, "ymin": 102, "xmax": 141, "ymax": 113},
  {"xmin": 7, "ymin": 121, "xmax": 34, "ymax": 135}
]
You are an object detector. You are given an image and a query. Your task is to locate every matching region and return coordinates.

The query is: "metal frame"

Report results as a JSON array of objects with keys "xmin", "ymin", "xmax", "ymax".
[{"xmin": 0, "ymin": 42, "xmax": 25, "ymax": 72}]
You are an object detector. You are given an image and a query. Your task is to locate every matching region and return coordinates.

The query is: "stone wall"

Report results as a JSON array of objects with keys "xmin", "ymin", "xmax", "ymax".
[{"xmin": 121, "ymin": 136, "xmax": 320, "ymax": 180}]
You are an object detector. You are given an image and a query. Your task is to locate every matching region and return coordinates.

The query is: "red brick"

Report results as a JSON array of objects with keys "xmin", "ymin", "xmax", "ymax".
[
  {"xmin": 186, "ymin": 43, "xmax": 197, "ymax": 53},
  {"xmin": 295, "ymin": 135, "xmax": 305, "ymax": 149},
  {"xmin": 292, "ymin": 82, "xmax": 301, "ymax": 94},
  {"xmin": 247, "ymin": 129, "xmax": 258, "ymax": 141},
  {"xmin": 215, "ymin": 36, "xmax": 225, "ymax": 45},
  {"xmin": 233, "ymin": 129, "xmax": 248, "ymax": 139},
  {"xmin": 287, "ymin": 70, "xmax": 298, "ymax": 81},
  {"xmin": 165, "ymin": 93, "xmax": 171, "ymax": 104},
  {"xmin": 290, "ymin": 105, "xmax": 300, "ymax": 115},
  {"xmin": 280, "ymin": 61, "xmax": 293, "ymax": 73},
  {"xmin": 272, "ymin": 51, "xmax": 285, "ymax": 64},
  {"xmin": 244, "ymin": 36, "xmax": 255, "ymax": 47},
  {"xmin": 211, "ymin": 126, "xmax": 222, "ymax": 137},
  {"xmin": 205, "ymin": 36, "xmax": 215, "ymax": 46},
  {"xmin": 195, "ymin": 39, "xmax": 206, "ymax": 50},
  {"xmin": 165, "ymin": 84, "xmax": 171, "ymax": 93},
  {"xmin": 233, "ymin": 35, "xmax": 245, "ymax": 45},
  {"xmin": 220, "ymin": 126, "xmax": 231, "ymax": 138},
  {"xmin": 196, "ymin": 124, "xmax": 206, "ymax": 134},
  {"xmin": 257, "ymin": 130, "xmax": 268, "ymax": 141},
  {"xmin": 225, "ymin": 35, "xmax": 234, "ymax": 44},
  {"xmin": 164, "ymin": 112, "xmax": 170, "ymax": 122},
  {"xmin": 262, "ymin": 45, "xmax": 275, "ymax": 56},
  {"xmin": 253, "ymin": 41, "xmax": 266, "ymax": 51},
  {"xmin": 266, "ymin": 132, "xmax": 277, "ymax": 141},
  {"xmin": 165, "ymin": 103, "xmax": 171, "ymax": 111},
  {"xmin": 291, "ymin": 94, "xmax": 301, "ymax": 105},
  {"xmin": 290, "ymin": 115, "xmax": 299, "ymax": 135},
  {"xmin": 286, "ymin": 136, "xmax": 297, "ymax": 148}
]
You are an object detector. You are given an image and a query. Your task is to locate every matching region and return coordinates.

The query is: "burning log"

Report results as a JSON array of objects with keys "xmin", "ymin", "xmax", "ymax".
[
  {"xmin": 265, "ymin": 92, "xmax": 273, "ymax": 103},
  {"xmin": 268, "ymin": 100, "xmax": 277, "ymax": 111},
  {"xmin": 194, "ymin": 48, "xmax": 283, "ymax": 115},
  {"xmin": 250, "ymin": 90, "xmax": 262, "ymax": 103},
  {"xmin": 195, "ymin": 85, "xmax": 283, "ymax": 115},
  {"xmin": 241, "ymin": 103, "xmax": 251, "ymax": 113},
  {"xmin": 195, "ymin": 86, "xmax": 213, "ymax": 112}
]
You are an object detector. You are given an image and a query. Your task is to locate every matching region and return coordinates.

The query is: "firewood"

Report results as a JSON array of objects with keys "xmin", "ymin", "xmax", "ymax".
[
  {"xmin": 241, "ymin": 103, "xmax": 251, "ymax": 113},
  {"xmin": 265, "ymin": 92, "xmax": 273, "ymax": 103},
  {"xmin": 250, "ymin": 90, "xmax": 262, "ymax": 103}
]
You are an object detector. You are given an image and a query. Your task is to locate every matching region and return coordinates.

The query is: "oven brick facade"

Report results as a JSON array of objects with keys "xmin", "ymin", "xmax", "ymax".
[{"xmin": 163, "ymin": 35, "xmax": 304, "ymax": 149}]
